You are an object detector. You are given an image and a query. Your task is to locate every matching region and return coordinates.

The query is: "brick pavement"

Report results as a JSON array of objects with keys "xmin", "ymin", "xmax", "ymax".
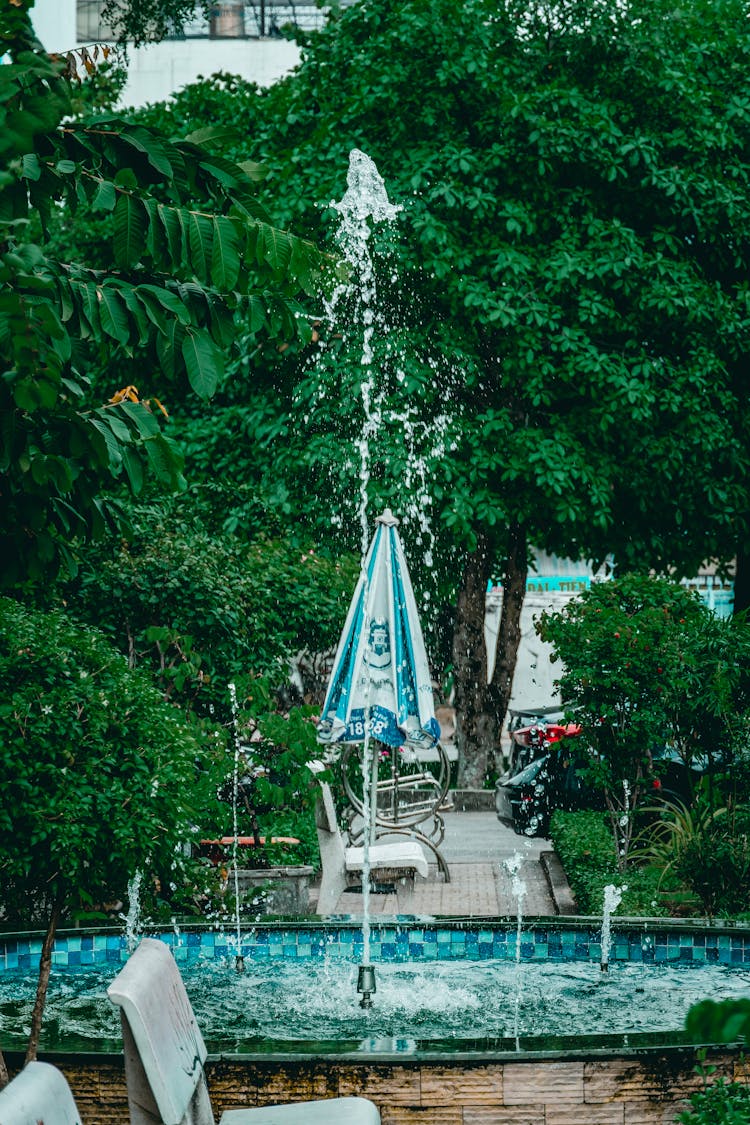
[{"xmin": 311, "ymin": 810, "xmax": 564, "ymax": 916}]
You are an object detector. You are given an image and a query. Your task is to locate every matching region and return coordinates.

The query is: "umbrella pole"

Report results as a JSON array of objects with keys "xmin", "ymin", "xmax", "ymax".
[{"xmin": 369, "ymin": 738, "xmax": 380, "ymax": 846}]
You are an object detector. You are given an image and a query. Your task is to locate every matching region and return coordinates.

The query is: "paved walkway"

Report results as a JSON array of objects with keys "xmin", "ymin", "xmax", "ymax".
[{"xmin": 310, "ymin": 810, "xmax": 563, "ymax": 917}]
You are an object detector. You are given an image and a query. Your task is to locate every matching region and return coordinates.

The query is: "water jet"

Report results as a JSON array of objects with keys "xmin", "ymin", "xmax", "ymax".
[{"xmin": 1, "ymin": 920, "xmax": 746, "ymax": 1120}]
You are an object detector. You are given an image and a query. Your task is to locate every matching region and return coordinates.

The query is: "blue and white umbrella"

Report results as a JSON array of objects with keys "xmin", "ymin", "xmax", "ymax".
[{"xmin": 317, "ymin": 510, "xmax": 440, "ymax": 753}]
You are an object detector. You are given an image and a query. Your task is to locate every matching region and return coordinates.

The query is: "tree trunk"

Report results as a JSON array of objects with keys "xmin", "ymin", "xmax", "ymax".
[
  {"xmin": 0, "ymin": 1045, "xmax": 8, "ymax": 1089},
  {"xmin": 733, "ymin": 543, "xmax": 750, "ymax": 616},
  {"xmin": 25, "ymin": 899, "xmax": 63, "ymax": 1064},
  {"xmin": 489, "ymin": 521, "xmax": 527, "ymax": 730},
  {"xmin": 452, "ymin": 523, "xmax": 528, "ymax": 789},
  {"xmin": 453, "ymin": 535, "xmax": 495, "ymax": 789}
]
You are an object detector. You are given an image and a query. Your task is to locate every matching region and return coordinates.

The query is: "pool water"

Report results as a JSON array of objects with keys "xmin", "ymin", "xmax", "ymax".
[{"xmin": 2, "ymin": 956, "xmax": 749, "ymax": 1054}]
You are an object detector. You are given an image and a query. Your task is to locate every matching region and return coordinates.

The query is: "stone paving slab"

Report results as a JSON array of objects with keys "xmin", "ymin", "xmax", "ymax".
[{"xmin": 312, "ymin": 810, "xmax": 565, "ymax": 917}]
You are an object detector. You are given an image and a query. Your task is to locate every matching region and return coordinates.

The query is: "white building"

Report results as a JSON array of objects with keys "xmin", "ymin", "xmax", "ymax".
[
  {"xmin": 485, "ymin": 553, "xmax": 734, "ymax": 713},
  {"xmin": 31, "ymin": 0, "xmax": 305, "ymax": 109}
]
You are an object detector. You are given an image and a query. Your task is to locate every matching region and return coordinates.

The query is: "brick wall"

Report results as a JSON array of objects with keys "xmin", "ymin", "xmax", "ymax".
[{"xmin": 11, "ymin": 1048, "xmax": 738, "ymax": 1125}]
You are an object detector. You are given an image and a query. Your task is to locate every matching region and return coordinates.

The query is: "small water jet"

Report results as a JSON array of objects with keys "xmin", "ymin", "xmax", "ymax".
[
  {"xmin": 228, "ymin": 682, "xmax": 246, "ymax": 974},
  {"xmin": 600, "ymin": 883, "xmax": 626, "ymax": 973},
  {"xmin": 504, "ymin": 853, "xmax": 527, "ymax": 1048},
  {"xmin": 121, "ymin": 871, "xmax": 143, "ymax": 954}
]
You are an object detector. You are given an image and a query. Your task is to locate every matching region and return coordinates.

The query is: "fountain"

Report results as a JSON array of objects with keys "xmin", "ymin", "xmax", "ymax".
[
  {"xmin": 0, "ymin": 918, "xmax": 747, "ymax": 1123},
  {"xmin": 504, "ymin": 853, "xmax": 527, "ymax": 1048},
  {"xmin": 600, "ymin": 882, "xmax": 626, "ymax": 973},
  {"xmin": 228, "ymin": 681, "xmax": 246, "ymax": 974},
  {"xmin": 326, "ymin": 150, "xmax": 404, "ymax": 1007},
  {"xmin": 4, "ymin": 152, "xmax": 745, "ymax": 1121}
]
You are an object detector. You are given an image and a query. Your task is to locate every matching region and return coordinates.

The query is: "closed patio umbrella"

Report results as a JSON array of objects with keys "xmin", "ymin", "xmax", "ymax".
[{"xmin": 317, "ymin": 509, "xmax": 440, "ymax": 755}]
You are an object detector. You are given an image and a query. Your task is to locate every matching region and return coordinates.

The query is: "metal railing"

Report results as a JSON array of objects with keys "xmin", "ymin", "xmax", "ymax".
[{"xmin": 77, "ymin": 0, "xmax": 348, "ymax": 41}]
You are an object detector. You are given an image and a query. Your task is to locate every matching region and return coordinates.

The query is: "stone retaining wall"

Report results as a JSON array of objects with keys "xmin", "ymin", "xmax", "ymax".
[{"xmin": 14, "ymin": 1048, "xmax": 738, "ymax": 1125}]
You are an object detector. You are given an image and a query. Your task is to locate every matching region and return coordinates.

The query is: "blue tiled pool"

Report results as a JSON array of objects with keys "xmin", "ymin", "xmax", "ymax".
[
  {"xmin": 2, "ymin": 919, "xmax": 750, "ymax": 970},
  {"xmin": 2, "ymin": 921, "xmax": 750, "ymax": 1054}
]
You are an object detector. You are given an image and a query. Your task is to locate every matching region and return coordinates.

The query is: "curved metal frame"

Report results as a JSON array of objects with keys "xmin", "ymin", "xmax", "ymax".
[{"xmin": 340, "ymin": 741, "xmax": 452, "ymax": 882}]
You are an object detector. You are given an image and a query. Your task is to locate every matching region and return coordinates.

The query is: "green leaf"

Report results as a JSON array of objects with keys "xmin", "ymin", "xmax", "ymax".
[
  {"xmin": 247, "ymin": 295, "xmax": 267, "ymax": 334},
  {"xmin": 181, "ymin": 326, "xmax": 222, "ymax": 399},
  {"xmin": 188, "ymin": 213, "xmax": 213, "ymax": 284},
  {"xmin": 158, "ymin": 205, "xmax": 186, "ymax": 269},
  {"xmin": 113, "ymin": 194, "xmax": 147, "ymax": 269},
  {"xmin": 97, "ymin": 286, "xmax": 130, "ymax": 345},
  {"xmin": 118, "ymin": 401, "xmax": 161, "ymax": 438},
  {"xmin": 144, "ymin": 434, "xmax": 185, "ymax": 489},
  {"xmin": 90, "ymin": 418, "xmax": 123, "ymax": 470},
  {"xmin": 184, "ymin": 125, "xmax": 243, "ymax": 147},
  {"xmin": 127, "ymin": 128, "xmax": 174, "ymax": 178},
  {"xmin": 210, "ymin": 216, "xmax": 241, "ymax": 290},
  {"xmin": 121, "ymin": 444, "xmax": 144, "ymax": 495},
  {"xmin": 21, "ymin": 153, "xmax": 41, "ymax": 181},
  {"xmin": 253, "ymin": 222, "xmax": 292, "ymax": 273},
  {"xmin": 137, "ymin": 283, "xmax": 192, "ymax": 325},
  {"xmin": 91, "ymin": 180, "xmax": 117, "ymax": 213}
]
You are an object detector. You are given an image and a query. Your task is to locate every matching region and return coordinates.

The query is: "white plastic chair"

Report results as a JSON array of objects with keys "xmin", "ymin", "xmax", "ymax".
[
  {"xmin": 0, "ymin": 1061, "xmax": 82, "ymax": 1125},
  {"xmin": 314, "ymin": 776, "xmax": 429, "ymax": 914},
  {"xmin": 107, "ymin": 937, "xmax": 380, "ymax": 1125}
]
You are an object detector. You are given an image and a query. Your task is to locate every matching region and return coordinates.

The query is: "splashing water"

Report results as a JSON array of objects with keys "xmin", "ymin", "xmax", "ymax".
[
  {"xmin": 327, "ymin": 153, "xmax": 406, "ymax": 973},
  {"xmin": 504, "ymin": 853, "xmax": 527, "ymax": 1048},
  {"xmin": 328, "ymin": 149, "xmax": 402, "ymax": 558},
  {"xmin": 600, "ymin": 883, "xmax": 626, "ymax": 973},
  {"xmin": 228, "ymin": 682, "xmax": 245, "ymax": 972},
  {"xmin": 7, "ymin": 956, "xmax": 749, "ymax": 1053},
  {"xmin": 121, "ymin": 871, "xmax": 143, "ymax": 954},
  {"xmin": 323, "ymin": 149, "xmax": 454, "ymax": 592}
]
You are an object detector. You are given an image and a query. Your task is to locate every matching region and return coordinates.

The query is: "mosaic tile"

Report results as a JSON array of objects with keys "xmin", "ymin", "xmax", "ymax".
[{"xmin": 2, "ymin": 923, "xmax": 750, "ymax": 975}]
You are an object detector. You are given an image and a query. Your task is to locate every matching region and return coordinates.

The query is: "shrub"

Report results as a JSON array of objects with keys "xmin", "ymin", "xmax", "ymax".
[
  {"xmin": 634, "ymin": 800, "xmax": 750, "ymax": 917},
  {"xmin": 538, "ymin": 576, "xmax": 750, "ymax": 869},
  {"xmin": 0, "ymin": 596, "xmax": 213, "ymax": 923},
  {"xmin": 550, "ymin": 810, "xmax": 672, "ymax": 916},
  {"xmin": 676, "ymin": 1073, "xmax": 750, "ymax": 1125},
  {"xmin": 60, "ymin": 503, "xmax": 358, "ymax": 718},
  {"xmin": 672, "ymin": 808, "xmax": 750, "ymax": 916},
  {"xmin": 0, "ymin": 595, "xmax": 217, "ymax": 1062}
]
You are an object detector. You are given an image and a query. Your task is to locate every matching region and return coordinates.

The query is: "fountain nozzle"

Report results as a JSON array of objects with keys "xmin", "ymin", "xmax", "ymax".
[
  {"xmin": 600, "ymin": 961, "xmax": 609, "ymax": 973},
  {"xmin": 357, "ymin": 964, "xmax": 376, "ymax": 1009},
  {"xmin": 235, "ymin": 955, "xmax": 245, "ymax": 974}
]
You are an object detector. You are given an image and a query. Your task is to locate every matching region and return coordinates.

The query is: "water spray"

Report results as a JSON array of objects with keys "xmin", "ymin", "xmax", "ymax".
[
  {"xmin": 228, "ymin": 682, "xmax": 244, "ymax": 975},
  {"xmin": 600, "ymin": 883, "xmax": 625, "ymax": 973}
]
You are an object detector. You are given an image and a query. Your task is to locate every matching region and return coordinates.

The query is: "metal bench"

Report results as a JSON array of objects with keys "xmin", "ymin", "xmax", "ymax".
[{"xmin": 314, "ymin": 776, "xmax": 428, "ymax": 914}]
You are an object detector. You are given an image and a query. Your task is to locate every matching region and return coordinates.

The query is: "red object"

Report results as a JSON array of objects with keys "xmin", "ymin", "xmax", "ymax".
[
  {"xmin": 198, "ymin": 836, "xmax": 301, "ymax": 867},
  {"xmin": 200, "ymin": 836, "xmax": 300, "ymax": 846},
  {"xmin": 512, "ymin": 722, "xmax": 581, "ymax": 746}
]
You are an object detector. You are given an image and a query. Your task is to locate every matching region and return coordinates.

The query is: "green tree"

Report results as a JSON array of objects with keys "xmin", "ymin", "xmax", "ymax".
[
  {"xmin": 537, "ymin": 575, "xmax": 750, "ymax": 867},
  {"xmin": 0, "ymin": 596, "xmax": 217, "ymax": 1075},
  {"xmin": 0, "ymin": 0, "xmax": 325, "ymax": 591},
  {"xmin": 58, "ymin": 500, "xmax": 358, "ymax": 716},
  {"xmin": 133, "ymin": 0, "xmax": 750, "ymax": 787}
]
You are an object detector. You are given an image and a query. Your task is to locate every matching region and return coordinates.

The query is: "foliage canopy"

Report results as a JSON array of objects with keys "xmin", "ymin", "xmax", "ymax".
[
  {"xmin": 538, "ymin": 575, "xmax": 750, "ymax": 864},
  {"xmin": 0, "ymin": 595, "xmax": 212, "ymax": 922},
  {"xmin": 0, "ymin": 1, "xmax": 326, "ymax": 590}
]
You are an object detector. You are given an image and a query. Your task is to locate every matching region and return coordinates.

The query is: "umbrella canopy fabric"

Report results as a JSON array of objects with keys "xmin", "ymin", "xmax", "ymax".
[{"xmin": 317, "ymin": 510, "xmax": 440, "ymax": 752}]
